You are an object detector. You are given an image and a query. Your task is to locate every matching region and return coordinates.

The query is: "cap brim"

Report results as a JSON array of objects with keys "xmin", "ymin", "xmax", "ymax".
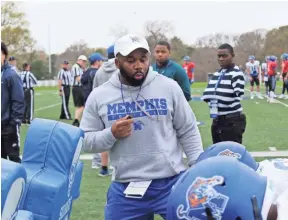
[{"xmin": 119, "ymin": 45, "xmax": 150, "ymax": 57}]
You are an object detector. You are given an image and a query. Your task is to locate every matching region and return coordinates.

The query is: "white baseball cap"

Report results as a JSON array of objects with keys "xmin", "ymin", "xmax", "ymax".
[
  {"xmin": 114, "ymin": 34, "xmax": 150, "ymax": 57},
  {"xmin": 77, "ymin": 55, "xmax": 88, "ymax": 61}
]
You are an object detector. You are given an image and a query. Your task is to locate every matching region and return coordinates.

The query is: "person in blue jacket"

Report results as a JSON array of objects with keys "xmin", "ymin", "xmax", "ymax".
[
  {"xmin": 1, "ymin": 42, "xmax": 25, "ymax": 163},
  {"xmin": 152, "ymin": 41, "xmax": 191, "ymax": 101},
  {"xmin": 81, "ymin": 52, "xmax": 107, "ymax": 104}
]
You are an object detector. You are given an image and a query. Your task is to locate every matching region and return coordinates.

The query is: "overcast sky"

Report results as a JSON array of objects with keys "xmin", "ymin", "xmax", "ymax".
[{"xmin": 20, "ymin": 1, "xmax": 288, "ymax": 54}]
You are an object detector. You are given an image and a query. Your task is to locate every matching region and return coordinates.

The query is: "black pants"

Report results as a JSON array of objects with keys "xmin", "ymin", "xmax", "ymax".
[
  {"xmin": 1, "ymin": 124, "xmax": 21, "ymax": 163},
  {"xmin": 211, "ymin": 113, "xmax": 246, "ymax": 144},
  {"xmin": 268, "ymin": 75, "xmax": 276, "ymax": 92},
  {"xmin": 60, "ymin": 86, "xmax": 71, "ymax": 119},
  {"xmin": 23, "ymin": 88, "xmax": 34, "ymax": 123},
  {"xmin": 282, "ymin": 73, "xmax": 288, "ymax": 94}
]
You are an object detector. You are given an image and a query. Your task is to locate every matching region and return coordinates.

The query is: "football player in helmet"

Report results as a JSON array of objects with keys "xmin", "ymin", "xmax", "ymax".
[
  {"xmin": 245, "ymin": 55, "xmax": 263, "ymax": 99},
  {"xmin": 262, "ymin": 56, "xmax": 270, "ymax": 96},
  {"xmin": 279, "ymin": 53, "xmax": 288, "ymax": 99}
]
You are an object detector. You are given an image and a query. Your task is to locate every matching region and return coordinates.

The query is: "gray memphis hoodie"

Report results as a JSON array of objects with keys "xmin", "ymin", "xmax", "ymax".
[
  {"xmin": 92, "ymin": 58, "xmax": 118, "ymax": 88},
  {"xmin": 80, "ymin": 67, "xmax": 203, "ymax": 182}
]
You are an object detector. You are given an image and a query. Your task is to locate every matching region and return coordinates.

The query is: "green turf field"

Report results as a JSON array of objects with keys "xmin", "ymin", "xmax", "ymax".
[{"xmin": 19, "ymin": 82, "xmax": 288, "ymax": 220}]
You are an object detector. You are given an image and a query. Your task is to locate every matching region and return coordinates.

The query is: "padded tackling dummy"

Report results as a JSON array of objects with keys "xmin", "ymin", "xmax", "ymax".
[
  {"xmin": 71, "ymin": 161, "xmax": 84, "ymax": 200},
  {"xmin": 21, "ymin": 118, "xmax": 84, "ymax": 220},
  {"xmin": 1, "ymin": 159, "xmax": 27, "ymax": 220},
  {"xmin": 15, "ymin": 210, "xmax": 34, "ymax": 220}
]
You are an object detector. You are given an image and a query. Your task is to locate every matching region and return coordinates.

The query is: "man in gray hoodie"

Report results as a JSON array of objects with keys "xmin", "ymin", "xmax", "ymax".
[
  {"xmin": 80, "ymin": 34, "xmax": 203, "ymax": 219},
  {"xmin": 91, "ymin": 45, "xmax": 118, "ymax": 176},
  {"xmin": 93, "ymin": 45, "xmax": 118, "ymax": 89}
]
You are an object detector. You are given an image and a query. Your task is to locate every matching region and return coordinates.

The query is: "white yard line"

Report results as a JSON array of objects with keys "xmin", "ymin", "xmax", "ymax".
[
  {"xmin": 268, "ymin": 147, "xmax": 277, "ymax": 151},
  {"xmin": 244, "ymin": 88, "xmax": 288, "ymax": 107},
  {"xmin": 78, "ymin": 151, "xmax": 288, "ymax": 160},
  {"xmin": 35, "ymin": 103, "xmax": 61, "ymax": 112},
  {"xmin": 19, "ymin": 151, "xmax": 288, "ymax": 160}
]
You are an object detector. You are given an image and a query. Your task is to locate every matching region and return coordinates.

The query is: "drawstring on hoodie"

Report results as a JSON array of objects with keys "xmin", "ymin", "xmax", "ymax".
[
  {"xmin": 120, "ymin": 83, "xmax": 162, "ymax": 121},
  {"xmin": 120, "ymin": 81, "xmax": 142, "ymax": 116},
  {"xmin": 135, "ymin": 93, "xmax": 162, "ymax": 121}
]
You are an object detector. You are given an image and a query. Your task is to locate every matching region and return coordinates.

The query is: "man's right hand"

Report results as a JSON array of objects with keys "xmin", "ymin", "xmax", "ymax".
[
  {"xmin": 59, "ymin": 91, "xmax": 63, "ymax": 96},
  {"xmin": 111, "ymin": 115, "xmax": 134, "ymax": 140}
]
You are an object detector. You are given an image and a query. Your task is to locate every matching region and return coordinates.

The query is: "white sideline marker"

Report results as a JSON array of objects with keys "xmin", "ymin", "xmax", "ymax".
[
  {"xmin": 244, "ymin": 88, "xmax": 288, "ymax": 107},
  {"xmin": 35, "ymin": 103, "xmax": 61, "ymax": 112},
  {"xmin": 78, "ymin": 151, "xmax": 288, "ymax": 160},
  {"xmin": 268, "ymin": 147, "xmax": 277, "ymax": 151}
]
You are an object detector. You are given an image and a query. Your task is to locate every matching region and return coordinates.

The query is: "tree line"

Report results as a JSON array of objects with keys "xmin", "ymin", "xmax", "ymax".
[{"xmin": 2, "ymin": 2, "xmax": 288, "ymax": 81}]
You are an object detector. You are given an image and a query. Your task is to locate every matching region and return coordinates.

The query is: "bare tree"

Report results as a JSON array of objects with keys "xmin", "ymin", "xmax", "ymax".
[
  {"xmin": 234, "ymin": 29, "xmax": 267, "ymax": 57},
  {"xmin": 144, "ymin": 20, "xmax": 173, "ymax": 48},
  {"xmin": 233, "ymin": 29, "xmax": 267, "ymax": 65},
  {"xmin": 191, "ymin": 48, "xmax": 218, "ymax": 81},
  {"xmin": 195, "ymin": 33, "xmax": 236, "ymax": 48},
  {"xmin": 108, "ymin": 24, "xmax": 129, "ymax": 41},
  {"xmin": 55, "ymin": 41, "xmax": 91, "ymax": 68}
]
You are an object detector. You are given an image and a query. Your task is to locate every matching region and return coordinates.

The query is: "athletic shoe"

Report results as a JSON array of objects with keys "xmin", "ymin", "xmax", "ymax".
[
  {"xmin": 98, "ymin": 168, "xmax": 113, "ymax": 177},
  {"xmin": 278, "ymin": 94, "xmax": 284, "ymax": 99},
  {"xmin": 257, "ymin": 95, "xmax": 264, "ymax": 99},
  {"xmin": 91, "ymin": 161, "xmax": 101, "ymax": 169}
]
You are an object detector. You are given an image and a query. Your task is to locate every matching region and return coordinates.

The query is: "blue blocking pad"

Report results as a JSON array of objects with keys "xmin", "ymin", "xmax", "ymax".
[
  {"xmin": 15, "ymin": 210, "xmax": 34, "ymax": 220},
  {"xmin": 1, "ymin": 159, "xmax": 27, "ymax": 220},
  {"xmin": 21, "ymin": 118, "xmax": 84, "ymax": 220},
  {"xmin": 71, "ymin": 161, "xmax": 84, "ymax": 200}
]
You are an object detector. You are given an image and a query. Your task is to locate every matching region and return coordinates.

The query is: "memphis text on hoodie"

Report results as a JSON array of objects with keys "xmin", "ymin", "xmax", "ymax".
[{"xmin": 80, "ymin": 67, "xmax": 203, "ymax": 183}]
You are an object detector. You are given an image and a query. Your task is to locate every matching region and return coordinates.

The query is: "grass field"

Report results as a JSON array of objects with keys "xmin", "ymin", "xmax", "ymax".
[{"xmin": 19, "ymin": 82, "xmax": 288, "ymax": 220}]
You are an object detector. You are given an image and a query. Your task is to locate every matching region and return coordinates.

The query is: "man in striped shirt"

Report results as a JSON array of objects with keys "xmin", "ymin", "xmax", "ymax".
[
  {"xmin": 58, "ymin": 60, "xmax": 72, "ymax": 120},
  {"xmin": 202, "ymin": 43, "xmax": 246, "ymax": 144},
  {"xmin": 20, "ymin": 63, "xmax": 38, "ymax": 124},
  {"xmin": 71, "ymin": 55, "xmax": 87, "ymax": 127}
]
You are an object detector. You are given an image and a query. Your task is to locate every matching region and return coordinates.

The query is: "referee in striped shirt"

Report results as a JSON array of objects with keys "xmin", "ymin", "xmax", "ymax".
[
  {"xmin": 20, "ymin": 63, "xmax": 38, "ymax": 124},
  {"xmin": 71, "ymin": 55, "xmax": 87, "ymax": 127},
  {"xmin": 58, "ymin": 61, "xmax": 72, "ymax": 120},
  {"xmin": 202, "ymin": 44, "xmax": 246, "ymax": 144}
]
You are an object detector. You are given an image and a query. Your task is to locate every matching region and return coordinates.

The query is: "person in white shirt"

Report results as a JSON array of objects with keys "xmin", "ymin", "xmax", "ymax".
[
  {"xmin": 246, "ymin": 55, "xmax": 263, "ymax": 99},
  {"xmin": 261, "ymin": 56, "xmax": 270, "ymax": 96}
]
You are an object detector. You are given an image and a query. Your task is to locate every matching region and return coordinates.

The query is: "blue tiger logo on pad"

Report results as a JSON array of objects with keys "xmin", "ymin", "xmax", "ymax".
[
  {"xmin": 218, "ymin": 149, "xmax": 242, "ymax": 159},
  {"xmin": 176, "ymin": 176, "xmax": 229, "ymax": 220}
]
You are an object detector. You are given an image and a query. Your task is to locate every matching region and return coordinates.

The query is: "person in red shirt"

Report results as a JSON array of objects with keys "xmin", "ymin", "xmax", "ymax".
[
  {"xmin": 279, "ymin": 53, "xmax": 288, "ymax": 99},
  {"xmin": 182, "ymin": 56, "xmax": 195, "ymax": 85},
  {"xmin": 267, "ymin": 56, "xmax": 278, "ymax": 102}
]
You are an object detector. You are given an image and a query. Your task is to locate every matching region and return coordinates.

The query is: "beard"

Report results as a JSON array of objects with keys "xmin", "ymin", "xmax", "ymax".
[{"xmin": 119, "ymin": 65, "xmax": 149, "ymax": 87}]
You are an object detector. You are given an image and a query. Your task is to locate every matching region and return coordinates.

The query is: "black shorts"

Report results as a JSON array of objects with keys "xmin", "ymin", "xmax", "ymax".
[
  {"xmin": 250, "ymin": 76, "xmax": 259, "ymax": 86},
  {"xmin": 72, "ymin": 86, "xmax": 85, "ymax": 107}
]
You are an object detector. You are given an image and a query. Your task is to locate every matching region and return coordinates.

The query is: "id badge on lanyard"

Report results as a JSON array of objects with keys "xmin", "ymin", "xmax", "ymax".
[
  {"xmin": 210, "ymin": 99, "xmax": 218, "ymax": 119},
  {"xmin": 210, "ymin": 71, "xmax": 225, "ymax": 119}
]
